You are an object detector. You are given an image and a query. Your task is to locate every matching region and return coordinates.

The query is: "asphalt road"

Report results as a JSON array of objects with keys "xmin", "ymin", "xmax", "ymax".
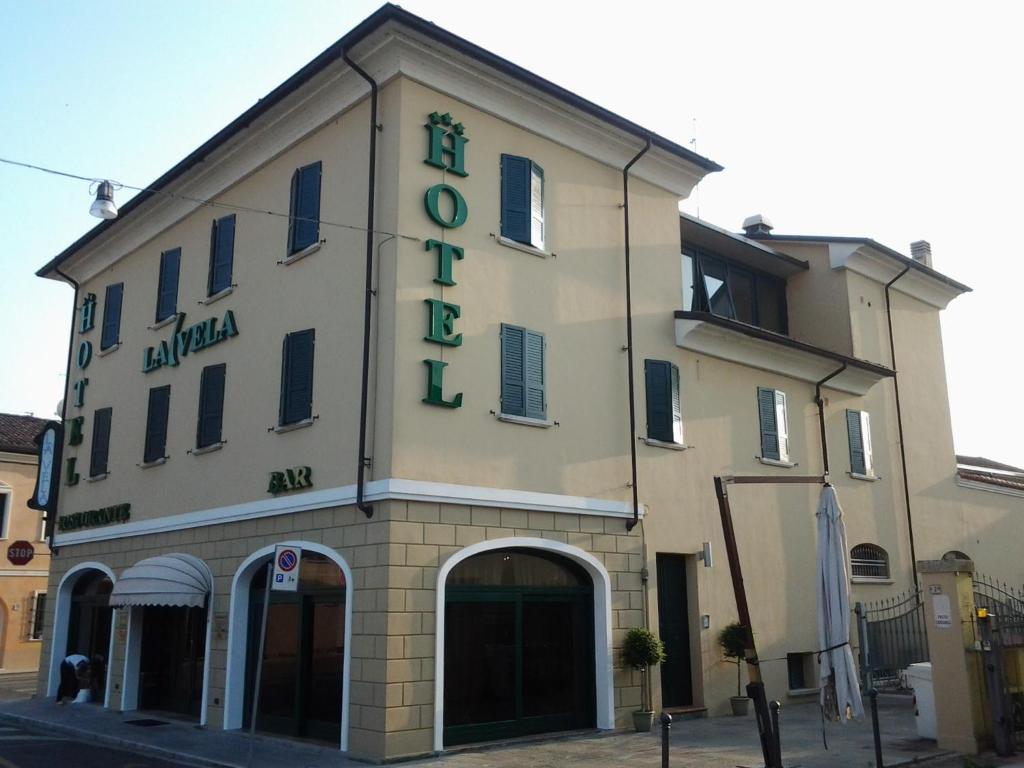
[{"xmin": 0, "ymin": 723, "xmax": 197, "ymax": 768}]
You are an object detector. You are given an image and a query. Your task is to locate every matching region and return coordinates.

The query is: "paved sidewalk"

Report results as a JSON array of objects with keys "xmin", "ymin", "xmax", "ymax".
[
  {"xmin": 0, "ymin": 671, "xmax": 39, "ymax": 702},
  {"xmin": 0, "ymin": 693, "xmax": 951, "ymax": 768}
]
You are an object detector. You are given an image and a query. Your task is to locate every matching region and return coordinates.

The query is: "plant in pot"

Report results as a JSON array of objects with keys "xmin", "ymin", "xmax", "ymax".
[
  {"xmin": 622, "ymin": 626, "xmax": 667, "ymax": 732},
  {"xmin": 718, "ymin": 621, "xmax": 751, "ymax": 716}
]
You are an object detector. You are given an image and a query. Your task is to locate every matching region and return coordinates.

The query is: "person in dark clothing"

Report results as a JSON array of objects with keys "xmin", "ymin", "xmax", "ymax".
[{"xmin": 56, "ymin": 654, "xmax": 89, "ymax": 703}]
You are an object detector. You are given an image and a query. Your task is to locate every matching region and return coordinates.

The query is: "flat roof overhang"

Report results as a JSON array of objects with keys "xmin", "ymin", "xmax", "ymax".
[
  {"xmin": 674, "ymin": 311, "xmax": 894, "ymax": 395},
  {"xmin": 680, "ymin": 214, "xmax": 808, "ymax": 279}
]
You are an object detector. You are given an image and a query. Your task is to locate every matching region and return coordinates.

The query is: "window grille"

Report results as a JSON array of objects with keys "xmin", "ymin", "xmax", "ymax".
[{"xmin": 851, "ymin": 543, "xmax": 889, "ymax": 579}]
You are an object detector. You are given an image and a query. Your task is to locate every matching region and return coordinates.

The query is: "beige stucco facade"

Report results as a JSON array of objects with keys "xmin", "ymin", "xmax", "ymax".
[{"xmin": 31, "ymin": 6, "xmax": 1023, "ymax": 762}]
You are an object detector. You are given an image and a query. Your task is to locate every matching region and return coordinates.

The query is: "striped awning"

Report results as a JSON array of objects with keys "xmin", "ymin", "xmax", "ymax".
[{"xmin": 109, "ymin": 553, "xmax": 211, "ymax": 608}]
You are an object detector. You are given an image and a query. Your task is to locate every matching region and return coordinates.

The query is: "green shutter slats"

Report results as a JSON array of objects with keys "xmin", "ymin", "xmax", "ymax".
[
  {"xmin": 100, "ymin": 283, "xmax": 123, "ymax": 350},
  {"xmin": 288, "ymin": 161, "xmax": 322, "ymax": 254},
  {"xmin": 501, "ymin": 154, "xmax": 532, "ymax": 245},
  {"xmin": 501, "ymin": 324, "xmax": 525, "ymax": 416},
  {"xmin": 286, "ymin": 168, "xmax": 299, "ymax": 254},
  {"xmin": 144, "ymin": 385, "xmax": 171, "ymax": 463},
  {"xmin": 524, "ymin": 330, "xmax": 545, "ymax": 420},
  {"xmin": 197, "ymin": 364, "xmax": 226, "ymax": 448},
  {"xmin": 644, "ymin": 360, "xmax": 673, "ymax": 443},
  {"xmin": 90, "ymin": 407, "xmax": 112, "ymax": 477},
  {"xmin": 208, "ymin": 215, "xmax": 235, "ymax": 295},
  {"xmin": 280, "ymin": 329, "xmax": 315, "ymax": 425},
  {"xmin": 671, "ymin": 363, "xmax": 683, "ymax": 444},
  {"xmin": 847, "ymin": 409, "xmax": 866, "ymax": 475},
  {"xmin": 156, "ymin": 248, "xmax": 181, "ymax": 322},
  {"xmin": 757, "ymin": 386, "xmax": 780, "ymax": 460},
  {"xmin": 530, "ymin": 162, "xmax": 545, "ymax": 249}
]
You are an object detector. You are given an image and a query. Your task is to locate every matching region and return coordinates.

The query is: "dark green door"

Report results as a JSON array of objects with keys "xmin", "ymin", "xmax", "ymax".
[
  {"xmin": 656, "ymin": 554, "xmax": 693, "ymax": 707},
  {"xmin": 444, "ymin": 549, "xmax": 595, "ymax": 745}
]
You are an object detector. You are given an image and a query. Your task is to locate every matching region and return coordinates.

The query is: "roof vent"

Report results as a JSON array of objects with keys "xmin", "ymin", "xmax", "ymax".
[
  {"xmin": 742, "ymin": 214, "xmax": 774, "ymax": 237},
  {"xmin": 910, "ymin": 240, "xmax": 932, "ymax": 268}
]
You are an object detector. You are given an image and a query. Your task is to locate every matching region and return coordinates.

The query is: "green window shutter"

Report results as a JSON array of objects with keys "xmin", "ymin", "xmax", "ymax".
[
  {"xmin": 280, "ymin": 329, "xmax": 315, "ymax": 425},
  {"xmin": 847, "ymin": 409, "xmax": 866, "ymax": 475},
  {"xmin": 197, "ymin": 364, "xmax": 226, "ymax": 448},
  {"xmin": 671, "ymin": 362, "xmax": 683, "ymax": 444},
  {"xmin": 208, "ymin": 215, "xmax": 235, "ymax": 295},
  {"xmin": 100, "ymin": 283, "xmax": 123, "ymax": 350},
  {"xmin": 156, "ymin": 248, "xmax": 181, "ymax": 322},
  {"xmin": 286, "ymin": 168, "xmax": 300, "ymax": 254},
  {"xmin": 90, "ymin": 407, "xmax": 112, "ymax": 477},
  {"xmin": 289, "ymin": 161, "xmax": 322, "ymax": 254},
  {"xmin": 500, "ymin": 154, "xmax": 531, "ymax": 244},
  {"xmin": 500, "ymin": 324, "xmax": 526, "ymax": 416},
  {"xmin": 144, "ymin": 385, "xmax": 171, "ymax": 464},
  {"xmin": 524, "ymin": 330, "xmax": 546, "ymax": 420},
  {"xmin": 644, "ymin": 360, "xmax": 673, "ymax": 443},
  {"xmin": 757, "ymin": 386, "xmax": 779, "ymax": 460},
  {"xmin": 530, "ymin": 162, "xmax": 545, "ymax": 249}
]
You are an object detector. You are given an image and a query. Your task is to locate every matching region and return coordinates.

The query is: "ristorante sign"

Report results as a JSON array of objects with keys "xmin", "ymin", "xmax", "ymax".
[
  {"xmin": 143, "ymin": 310, "xmax": 239, "ymax": 373},
  {"xmin": 58, "ymin": 502, "xmax": 131, "ymax": 532}
]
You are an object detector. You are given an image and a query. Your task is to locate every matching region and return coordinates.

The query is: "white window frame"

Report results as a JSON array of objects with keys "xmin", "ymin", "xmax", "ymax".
[
  {"xmin": 0, "ymin": 487, "xmax": 11, "ymax": 540},
  {"xmin": 859, "ymin": 411, "xmax": 874, "ymax": 475},
  {"xmin": 530, "ymin": 162, "xmax": 544, "ymax": 251},
  {"xmin": 775, "ymin": 390, "xmax": 790, "ymax": 462}
]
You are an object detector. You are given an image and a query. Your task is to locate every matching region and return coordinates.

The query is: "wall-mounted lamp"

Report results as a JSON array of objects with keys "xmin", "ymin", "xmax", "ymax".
[
  {"xmin": 90, "ymin": 180, "xmax": 118, "ymax": 220},
  {"xmin": 697, "ymin": 541, "xmax": 713, "ymax": 568}
]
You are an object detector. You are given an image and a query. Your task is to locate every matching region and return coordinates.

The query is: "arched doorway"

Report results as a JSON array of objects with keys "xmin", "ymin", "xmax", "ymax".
[
  {"xmin": 48, "ymin": 564, "xmax": 116, "ymax": 702},
  {"xmin": 442, "ymin": 547, "xmax": 596, "ymax": 745},
  {"xmin": 242, "ymin": 550, "xmax": 347, "ymax": 744}
]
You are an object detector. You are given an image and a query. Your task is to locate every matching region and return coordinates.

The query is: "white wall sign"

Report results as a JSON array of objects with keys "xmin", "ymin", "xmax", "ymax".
[
  {"xmin": 933, "ymin": 594, "xmax": 953, "ymax": 628},
  {"xmin": 271, "ymin": 545, "xmax": 301, "ymax": 592}
]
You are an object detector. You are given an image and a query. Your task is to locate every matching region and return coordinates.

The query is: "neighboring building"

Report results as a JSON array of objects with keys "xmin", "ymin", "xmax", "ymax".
[
  {"xmin": 0, "ymin": 414, "xmax": 51, "ymax": 672},
  {"xmin": 30, "ymin": 4, "xmax": 1022, "ymax": 761}
]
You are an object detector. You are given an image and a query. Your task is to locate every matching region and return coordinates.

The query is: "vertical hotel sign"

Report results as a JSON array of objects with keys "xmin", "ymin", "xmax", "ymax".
[
  {"xmin": 27, "ymin": 421, "xmax": 64, "ymax": 538},
  {"xmin": 421, "ymin": 111, "xmax": 467, "ymax": 408}
]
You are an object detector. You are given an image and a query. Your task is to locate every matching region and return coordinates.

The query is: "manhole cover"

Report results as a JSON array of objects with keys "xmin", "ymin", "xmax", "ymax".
[{"xmin": 124, "ymin": 719, "xmax": 168, "ymax": 727}]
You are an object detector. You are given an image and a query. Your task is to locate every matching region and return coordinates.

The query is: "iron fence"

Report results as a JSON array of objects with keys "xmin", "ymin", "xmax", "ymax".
[{"xmin": 855, "ymin": 588, "xmax": 929, "ymax": 690}]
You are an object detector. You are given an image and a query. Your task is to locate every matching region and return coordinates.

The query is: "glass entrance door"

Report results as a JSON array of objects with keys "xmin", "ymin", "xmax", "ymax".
[{"xmin": 138, "ymin": 605, "xmax": 206, "ymax": 718}]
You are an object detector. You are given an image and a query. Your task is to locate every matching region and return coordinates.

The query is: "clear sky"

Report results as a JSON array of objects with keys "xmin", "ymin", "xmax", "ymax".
[{"xmin": 2, "ymin": 1, "xmax": 1021, "ymax": 466}]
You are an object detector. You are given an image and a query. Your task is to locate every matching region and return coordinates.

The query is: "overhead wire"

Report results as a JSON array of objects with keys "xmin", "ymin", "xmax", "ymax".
[{"xmin": 0, "ymin": 156, "xmax": 421, "ymax": 242}]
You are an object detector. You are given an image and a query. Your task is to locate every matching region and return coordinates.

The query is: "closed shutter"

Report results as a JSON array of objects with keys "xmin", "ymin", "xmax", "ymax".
[
  {"xmin": 530, "ymin": 162, "xmax": 545, "ymax": 249},
  {"xmin": 280, "ymin": 329, "xmax": 315, "ymax": 425},
  {"xmin": 197, "ymin": 364, "xmax": 226, "ymax": 448},
  {"xmin": 90, "ymin": 407, "xmax": 112, "ymax": 477},
  {"xmin": 501, "ymin": 324, "xmax": 525, "ymax": 416},
  {"xmin": 156, "ymin": 248, "xmax": 180, "ymax": 322},
  {"xmin": 501, "ymin": 154, "xmax": 531, "ymax": 244},
  {"xmin": 100, "ymin": 283, "xmax": 123, "ymax": 350},
  {"xmin": 289, "ymin": 161, "xmax": 322, "ymax": 254},
  {"xmin": 144, "ymin": 385, "xmax": 171, "ymax": 463},
  {"xmin": 645, "ymin": 360, "xmax": 672, "ymax": 443},
  {"xmin": 775, "ymin": 390, "xmax": 789, "ymax": 461},
  {"xmin": 208, "ymin": 215, "xmax": 235, "ymax": 295},
  {"xmin": 757, "ymin": 387, "xmax": 779, "ymax": 460},
  {"xmin": 847, "ymin": 410, "xmax": 866, "ymax": 475},
  {"xmin": 524, "ymin": 330, "xmax": 546, "ymax": 420}
]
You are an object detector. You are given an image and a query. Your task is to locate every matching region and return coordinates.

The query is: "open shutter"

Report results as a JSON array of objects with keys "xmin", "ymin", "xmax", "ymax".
[
  {"xmin": 209, "ymin": 215, "xmax": 235, "ymax": 295},
  {"xmin": 197, "ymin": 364, "xmax": 226, "ymax": 448},
  {"xmin": 645, "ymin": 360, "xmax": 672, "ymax": 442},
  {"xmin": 524, "ymin": 330, "xmax": 546, "ymax": 420},
  {"xmin": 287, "ymin": 168, "xmax": 300, "ymax": 254},
  {"xmin": 101, "ymin": 283, "xmax": 123, "ymax": 350},
  {"xmin": 670, "ymin": 363, "xmax": 683, "ymax": 444},
  {"xmin": 775, "ymin": 390, "xmax": 789, "ymax": 461},
  {"xmin": 757, "ymin": 387, "xmax": 779, "ymax": 460},
  {"xmin": 847, "ymin": 410, "xmax": 866, "ymax": 475},
  {"xmin": 156, "ymin": 248, "xmax": 180, "ymax": 322},
  {"xmin": 144, "ymin": 386, "xmax": 171, "ymax": 463},
  {"xmin": 280, "ymin": 330, "xmax": 315, "ymax": 425},
  {"xmin": 500, "ymin": 324, "xmax": 526, "ymax": 416},
  {"xmin": 290, "ymin": 162, "xmax": 322, "ymax": 254},
  {"xmin": 501, "ymin": 155, "xmax": 531, "ymax": 244},
  {"xmin": 530, "ymin": 162, "xmax": 545, "ymax": 249},
  {"xmin": 861, "ymin": 411, "xmax": 873, "ymax": 475},
  {"xmin": 90, "ymin": 407, "xmax": 112, "ymax": 477}
]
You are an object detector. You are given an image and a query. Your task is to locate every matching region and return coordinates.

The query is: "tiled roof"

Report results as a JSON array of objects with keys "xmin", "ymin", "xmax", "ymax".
[
  {"xmin": 956, "ymin": 455, "xmax": 1024, "ymax": 474},
  {"xmin": 958, "ymin": 469, "xmax": 1024, "ymax": 493},
  {"xmin": 0, "ymin": 413, "xmax": 49, "ymax": 455}
]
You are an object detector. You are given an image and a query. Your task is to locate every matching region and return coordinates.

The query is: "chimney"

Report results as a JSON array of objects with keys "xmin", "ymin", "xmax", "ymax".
[
  {"xmin": 910, "ymin": 240, "xmax": 932, "ymax": 268},
  {"xmin": 742, "ymin": 214, "xmax": 774, "ymax": 237}
]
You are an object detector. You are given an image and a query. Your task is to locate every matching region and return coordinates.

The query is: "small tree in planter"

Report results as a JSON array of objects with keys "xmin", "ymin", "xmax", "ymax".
[
  {"xmin": 622, "ymin": 626, "xmax": 667, "ymax": 732},
  {"xmin": 717, "ymin": 622, "xmax": 750, "ymax": 715}
]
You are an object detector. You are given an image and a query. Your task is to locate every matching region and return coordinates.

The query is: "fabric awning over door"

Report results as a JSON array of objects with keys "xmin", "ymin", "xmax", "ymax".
[{"xmin": 109, "ymin": 553, "xmax": 211, "ymax": 608}]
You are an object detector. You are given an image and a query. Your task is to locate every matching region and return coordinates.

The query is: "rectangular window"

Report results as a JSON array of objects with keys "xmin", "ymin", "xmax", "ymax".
[
  {"xmin": 0, "ymin": 492, "xmax": 9, "ymax": 539},
  {"xmin": 144, "ymin": 385, "xmax": 171, "ymax": 463},
  {"xmin": 847, "ymin": 409, "xmax": 874, "ymax": 476},
  {"xmin": 279, "ymin": 329, "xmax": 315, "ymax": 426},
  {"xmin": 287, "ymin": 161, "xmax": 322, "ymax": 255},
  {"xmin": 30, "ymin": 592, "xmax": 46, "ymax": 640},
  {"xmin": 644, "ymin": 360, "xmax": 682, "ymax": 444},
  {"xmin": 757, "ymin": 387, "xmax": 789, "ymax": 462},
  {"xmin": 100, "ymin": 283, "xmax": 123, "ymax": 350},
  {"xmin": 90, "ymin": 406, "xmax": 112, "ymax": 477},
  {"xmin": 787, "ymin": 652, "xmax": 811, "ymax": 690},
  {"xmin": 196, "ymin": 364, "xmax": 226, "ymax": 449},
  {"xmin": 500, "ymin": 154, "xmax": 545, "ymax": 250},
  {"xmin": 155, "ymin": 247, "xmax": 181, "ymax": 322},
  {"xmin": 208, "ymin": 214, "xmax": 236, "ymax": 296},
  {"xmin": 682, "ymin": 248, "xmax": 787, "ymax": 334},
  {"xmin": 500, "ymin": 323, "xmax": 546, "ymax": 420}
]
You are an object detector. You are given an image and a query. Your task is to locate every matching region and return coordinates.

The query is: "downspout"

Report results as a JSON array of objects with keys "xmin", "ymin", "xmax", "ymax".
[
  {"xmin": 622, "ymin": 137, "xmax": 651, "ymax": 532},
  {"xmin": 51, "ymin": 267, "xmax": 80, "ymax": 553},
  {"xmin": 343, "ymin": 51, "xmax": 379, "ymax": 519},
  {"xmin": 885, "ymin": 266, "xmax": 918, "ymax": 588},
  {"xmin": 814, "ymin": 364, "xmax": 846, "ymax": 480}
]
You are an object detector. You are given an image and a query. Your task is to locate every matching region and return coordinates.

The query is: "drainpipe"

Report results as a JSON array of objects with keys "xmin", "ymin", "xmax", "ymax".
[
  {"xmin": 622, "ymin": 137, "xmax": 651, "ymax": 532},
  {"xmin": 343, "ymin": 50, "xmax": 379, "ymax": 519},
  {"xmin": 885, "ymin": 266, "xmax": 918, "ymax": 588},
  {"xmin": 51, "ymin": 267, "xmax": 80, "ymax": 554},
  {"xmin": 814, "ymin": 364, "xmax": 846, "ymax": 480}
]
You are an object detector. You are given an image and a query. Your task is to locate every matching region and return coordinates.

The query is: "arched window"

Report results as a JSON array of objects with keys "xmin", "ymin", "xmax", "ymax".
[
  {"xmin": 942, "ymin": 550, "xmax": 971, "ymax": 562},
  {"xmin": 850, "ymin": 543, "xmax": 890, "ymax": 579}
]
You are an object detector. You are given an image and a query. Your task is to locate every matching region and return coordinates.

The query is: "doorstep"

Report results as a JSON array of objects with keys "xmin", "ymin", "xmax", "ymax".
[{"xmin": 662, "ymin": 705, "xmax": 707, "ymax": 721}]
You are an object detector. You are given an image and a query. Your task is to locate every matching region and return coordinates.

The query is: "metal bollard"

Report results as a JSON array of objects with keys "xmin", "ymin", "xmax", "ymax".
[
  {"xmin": 869, "ymin": 689, "xmax": 884, "ymax": 768},
  {"xmin": 769, "ymin": 701, "xmax": 782, "ymax": 768},
  {"xmin": 660, "ymin": 712, "xmax": 673, "ymax": 768}
]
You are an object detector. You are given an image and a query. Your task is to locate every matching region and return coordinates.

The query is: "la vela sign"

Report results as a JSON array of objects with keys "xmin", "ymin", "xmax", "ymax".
[{"xmin": 7, "ymin": 540, "xmax": 35, "ymax": 566}]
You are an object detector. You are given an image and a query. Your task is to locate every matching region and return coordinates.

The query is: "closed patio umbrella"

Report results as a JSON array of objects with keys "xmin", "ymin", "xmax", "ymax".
[{"xmin": 816, "ymin": 484, "xmax": 864, "ymax": 721}]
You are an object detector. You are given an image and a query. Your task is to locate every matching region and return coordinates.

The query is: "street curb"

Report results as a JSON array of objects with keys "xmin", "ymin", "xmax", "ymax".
[
  {"xmin": 0, "ymin": 709, "xmax": 237, "ymax": 768},
  {"xmin": 888, "ymin": 750, "xmax": 960, "ymax": 767}
]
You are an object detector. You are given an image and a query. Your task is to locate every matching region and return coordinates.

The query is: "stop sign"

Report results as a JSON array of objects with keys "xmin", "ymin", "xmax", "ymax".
[{"xmin": 7, "ymin": 541, "xmax": 34, "ymax": 566}]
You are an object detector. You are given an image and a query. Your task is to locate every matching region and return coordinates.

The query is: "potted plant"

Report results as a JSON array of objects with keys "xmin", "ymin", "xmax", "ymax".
[
  {"xmin": 622, "ymin": 626, "xmax": 667, "ymax": 732},
  {"xmin": 718, "ymin": 622, "xmax": 751, "ymax": 716}
]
